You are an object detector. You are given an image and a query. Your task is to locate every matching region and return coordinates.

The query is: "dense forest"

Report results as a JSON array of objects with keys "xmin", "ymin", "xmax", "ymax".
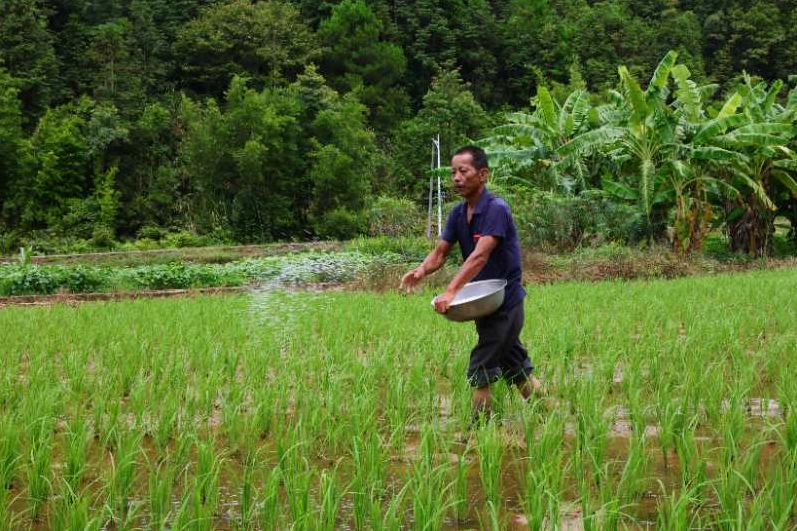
[{"xmin": 2, "ymin": 0, "xmax": 797, "ymax": 253}]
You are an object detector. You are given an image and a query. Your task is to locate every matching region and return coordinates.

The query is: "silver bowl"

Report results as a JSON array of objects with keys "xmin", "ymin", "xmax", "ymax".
[{"xmin": 431, "ymin": 279, "xmax": 506, "ymax": 322}]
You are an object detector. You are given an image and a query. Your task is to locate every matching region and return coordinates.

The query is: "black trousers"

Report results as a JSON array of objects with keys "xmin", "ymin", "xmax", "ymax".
[{"xmin": 467, "ymin": 301, "xmax": 534, "ymax": 388}]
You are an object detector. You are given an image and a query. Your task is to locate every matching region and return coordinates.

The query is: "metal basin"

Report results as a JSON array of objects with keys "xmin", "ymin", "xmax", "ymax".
[{"xmin": 431, "ymin": 279, "xmax": 506, "ymax": 322}]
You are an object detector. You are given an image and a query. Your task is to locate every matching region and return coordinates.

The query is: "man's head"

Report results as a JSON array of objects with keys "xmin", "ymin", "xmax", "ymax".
[{"xmin": 451, "ymin": 145, "xmax": 489, "ymax": 200}]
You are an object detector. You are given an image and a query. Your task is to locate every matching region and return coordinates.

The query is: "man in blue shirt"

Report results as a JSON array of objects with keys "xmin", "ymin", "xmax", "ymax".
[{"xmin": 400, "ymin": 145, "xmax": 541, "ymax": 419}]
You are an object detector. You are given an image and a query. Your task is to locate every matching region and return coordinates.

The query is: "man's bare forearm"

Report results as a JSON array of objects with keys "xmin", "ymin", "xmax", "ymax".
[
  {"xmin": 443, "ymin": 235, "xmax": 499, "ymax": 296},
  {"xmin": 443, "ymin": 249, "xmax": 488, "ymax": 295},
  {"xmin": 416, "ymin": 249, "xmax": 445, "ymax": 276}
]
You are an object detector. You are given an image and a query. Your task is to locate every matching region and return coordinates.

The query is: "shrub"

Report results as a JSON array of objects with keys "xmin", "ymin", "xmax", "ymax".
[
  {"xmin": 509, "ymin": 190, "xmax": 639, "ymax": 252},
  {"xmin": 59, "ymin": 266, "xmax": 109, "ymax": 293},
  {"xmin": 367, "ymin": 196, "xmax": 423, "ymax": 237},
  {"xmin": 161, "ymin": 230, "xmax": 209, "ymax": 249},
  {"xmin": 90, "ymin": 225, "xmax": 117, "ymax": 249},
  {"xmin": 0, "ymin": 266, "xmax": 62, "ymax": 295},
  {"xmin": 313, "ymin": 208, "xmax": 367, "ymax": 241},
  {"xmin": 345, "ymin": 235, "xmax": 433, "ymax": 261},
  {"xmin": 137, "ymin": 225, "xmax": 166, "ymax": 241}
]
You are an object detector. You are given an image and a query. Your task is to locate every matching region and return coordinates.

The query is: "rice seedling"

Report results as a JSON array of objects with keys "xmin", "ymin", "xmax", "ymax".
[
  {"xmin": 0, "ymin": 413, "xmax": 20, "ymax": 492},
  {"xmin": 63, "ymin": 415, "xmax": 91, "ymax": 500},
  {"xmin": 410, "ymin": 461, "xmax": 451, "ymax": 531},
  {"xmin": 476, "ymin": 421, "xmax": 504, "ymax": 506},
  {"xmin": 146, "ymin": 461, "xmax": 174, "ymax": 531},
  {"xmin": 103, "ymin": 428, "xmax": 142, "ymax": 521},
  {"xmin": 26, "ymin": 418, "xmax": 54, "ymax": 520},
  {"xmin": 450, "ymin": 442, "xmax": 471, "ymax": 522},
  {"xmin": 257, "ymin": 465, "xmax": 282, "ymax": 530},
  {"xmin": 655, "ymin": 480, "xmax": 703, "ymax": 531},
  {"xmin": 317, "ymin": 466, "xmax": 344, "ymax": 531},
  {"xmin": 49, "ymin": 484, "xmax": 103, "ymax": 531},
  {"xmin": 0, "ymin": 268, "xmax": 795, "ymax": 527},
  {"xmin": 236, "ymin": 448, "xmax": 258, "ymax": 529}
]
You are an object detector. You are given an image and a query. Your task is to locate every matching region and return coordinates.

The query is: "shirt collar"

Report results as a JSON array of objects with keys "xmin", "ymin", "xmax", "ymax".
[{"xmin": 471, "ymin": 188, "xmax": 493, "ymax": 215}]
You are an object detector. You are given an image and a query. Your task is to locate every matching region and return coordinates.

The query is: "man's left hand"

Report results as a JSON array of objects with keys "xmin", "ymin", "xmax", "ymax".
[{"xmin": 433, "ymin": 291, "xmax": 456, "ymax": 313}]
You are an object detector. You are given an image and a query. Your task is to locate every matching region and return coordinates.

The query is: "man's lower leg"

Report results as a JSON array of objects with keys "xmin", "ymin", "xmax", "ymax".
[
  {"xmin": 472, "ymin": 385, "xmax": 491, "ymax": 420},
  {"xmin": 516, "ymin": 375, "xmax": 542, "ymax": 400}
]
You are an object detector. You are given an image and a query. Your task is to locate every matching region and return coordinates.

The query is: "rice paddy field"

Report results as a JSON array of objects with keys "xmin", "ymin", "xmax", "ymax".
[{"xmin": 1, "ymin": 268, "xmax": 797, "ymax": 530}]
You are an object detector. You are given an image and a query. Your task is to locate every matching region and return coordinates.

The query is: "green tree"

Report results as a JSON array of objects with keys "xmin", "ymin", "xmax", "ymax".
[
  {"xmin": 5, "ymin": 102, "xmax": 92, "ymax": 229},
  {"xmin": 392, "ymin": 69, "xmax": 489, "ymax": 199},
  {"xmin": 87, "ymin": 19, "xmax": 146, "ymax": 113},
  {"xmin": 0, "ymin": 70, "xmax": 24, "ymax": 220},
  {"xmin": 498, "ymin": 0, "xmax": 573, "ymax": 106},
  {"xmin": 570, "ymin": 1, "xmax": 657, "ymax": 88},
  {"xmin": 317, "ymin": 0, "xmax": 409, "ymax": 132},
  {"xmin": 307, "ymin": 93, "xmax": 376, "ymax": 238},
  {"xmin": 178, "ymin": 76, "xmax": 306, "ymax": 240},
  {"xmin": 720, "ymin": 76, "xmax": 797, "ymax": 256},
  {"xmin": 124, "ymin": 101, "xmax": 182, "ymax": 231},
  {"xmin": 0, "ymin": 0, "xmax": 58, "ymax": 119},
  {"xmin": 174, "ymin": 0, "xmax": 318, "ymax": 98}
]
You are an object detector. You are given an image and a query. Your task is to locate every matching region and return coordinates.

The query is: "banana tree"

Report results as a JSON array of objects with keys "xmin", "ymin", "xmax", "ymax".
[
  {"xmin": 599, "ymin": 51, "xmax": 686, "ymax": 244},
  {"xmin": 715, "ymin": 76, "xmax": 797, "ymax": 256},
  {"xmin": 480, "ymin": 86, "xmax": 622, "ymax": 193}
]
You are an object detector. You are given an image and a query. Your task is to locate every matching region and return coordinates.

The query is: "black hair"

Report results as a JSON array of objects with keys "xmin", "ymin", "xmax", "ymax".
[{"xmin": 453, "ymin": 145, "xmax": 489, "ymax": 170}]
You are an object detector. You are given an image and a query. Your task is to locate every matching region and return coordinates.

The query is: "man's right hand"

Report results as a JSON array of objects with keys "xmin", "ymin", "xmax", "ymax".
[{"xmin": 399, "ymin": 267, "xmax": 425, "ymax": 293}]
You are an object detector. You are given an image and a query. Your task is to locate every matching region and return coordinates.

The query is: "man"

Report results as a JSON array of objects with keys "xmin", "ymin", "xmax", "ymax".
[{"xmin": 400, "ymin": 145, "xmax": 541, "ymax": 420}]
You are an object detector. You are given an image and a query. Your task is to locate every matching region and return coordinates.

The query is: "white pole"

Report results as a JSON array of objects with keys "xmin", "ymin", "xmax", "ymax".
[
  {"xmin": 426, "ymin": 139, "xmax": 434, "ymax": 238},
  {"xmin": 435, "ymin": 134, "xmax": 442, "ymax": 237}
]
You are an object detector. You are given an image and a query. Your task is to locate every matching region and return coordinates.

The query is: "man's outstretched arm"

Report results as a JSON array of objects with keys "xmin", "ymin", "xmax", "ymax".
[{"xmin": 400, "ymin": 239, "xmax": 452, "ymax": 292}]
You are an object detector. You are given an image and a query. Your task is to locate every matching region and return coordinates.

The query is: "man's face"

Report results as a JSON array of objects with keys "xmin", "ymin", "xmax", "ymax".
[{"xmin": 451, "ymin": 153, "xmax": 488, "ymax": 199}]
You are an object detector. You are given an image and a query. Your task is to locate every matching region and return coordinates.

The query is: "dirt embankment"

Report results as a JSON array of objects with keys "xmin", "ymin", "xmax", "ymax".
[{"xmin": 3, "ymin": 247, "xmax": 796, "ymax": 307}]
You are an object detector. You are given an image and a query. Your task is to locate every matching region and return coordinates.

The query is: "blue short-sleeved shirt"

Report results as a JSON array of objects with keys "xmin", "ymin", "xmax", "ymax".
[{"xmin": 441, "ymin": 188, "xmax": 525, "ymax": 310}]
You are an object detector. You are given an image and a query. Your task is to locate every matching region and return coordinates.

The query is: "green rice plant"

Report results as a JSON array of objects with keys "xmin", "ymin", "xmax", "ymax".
[
  {"xmin": 719, "ymin": 383, "xmax": 749, "ymax": 468},
  {"xmin": 370, "ymin": 482, "xmax": 410, "ymax": 531},
  {"xmin": 476, "ymin": 421, "xmax": 504, "ymax": 506},
  {"xmin": 616, "ymin": 431, "xmax": 650, "ymax": 506},
  {"xmin": 49, "ymin": 484, "xmax": 102, "ymax": 531},
  {"xmin": 764, "ymin": 450, "xmax": 797, "ymax": 530},
  {"xmin": 352, "ymin": 431, "xmax": 386, "ymax": 496},
  {"xmin": 153, "ymin": 396, "xmax": 178, "ymax": 452},
  {"xmin": 146, "ymin": 459, "xmax": 174, "ymax": 530},
  {"xmin": 480, "ymin": 500, "xmax": 505, "ymax": 531},
  {"xmin": 655, "ymin": 480, "xmax": 703, "ymax": 531},
  {"xmin": 63, "ymin": 415, "xmax": 91, "ymax": 499},
  {"xmin": 673, "ymin": 416, "xmax": 705, "ymax": 491},
  {"xmin": 577, "ymin": 468, "xmax": 596, "ymax": 531},
  {"xmin": 317, "ymin": 467, "xmax": 344, "ymax": 531},
  {"xmin": 26, "ymin": 418, "xmax": 54, "ymax": 520},
  {"xmin": 350, "ymin": 431, "xmax": 387, "ymax": 530},
  {"xmin": 653, "ymin": 384, "xmax": 687, "ymax": 471},
  {"xmin": 0, "ymin": 413, "xmax": 20, "ymax": 491},
  {"xmin": 386, "ymin": 375, "xmax": 410, "ymax": 454},
  {"xmin": 99, "ymin": 394, "xmax": 123, "ymax": 451},
  {"xmin": 411, "ymin": 461, "xmax": 452, "ymax": 531},
  {"xmin": 523, "ymin": 466, "xmax": 557, "ymax": 531},
  {"xmin": 193, "ymin": 436, "xmax": 224, "ymax": 516},
  {"xmin": 713, "ymin": 467, "xmax": 754, "ymax": 530},
  {"xmin": 451, "ymin": 443, "xmax": 471, "ymax": 522},
  {"xmin": 169, "ymin": 480, "xmax": 193, "ymax": 531},
  {"xmin": 257, "ymin": 465, "xmax": 282, "ymax": 530},
  {"xmin": 284, "ymin": 464, "xmax": 313, "ymax": 530},
  {"xmin": 237, "ymin": 450, "xmax": 257, "ymax": 530},
  {"xmin": 103, "ymin": 429, "xmax": 142, "ymax": 520}
]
